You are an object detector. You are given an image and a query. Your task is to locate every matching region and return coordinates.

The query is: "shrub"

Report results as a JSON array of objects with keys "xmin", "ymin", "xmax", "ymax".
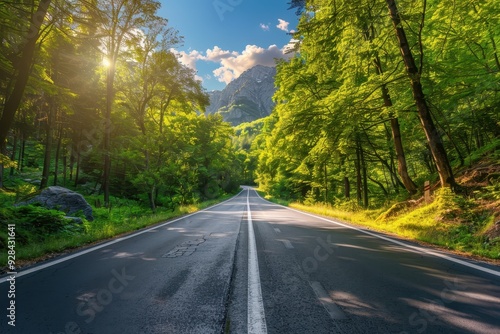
[{"xmin": 0, "ymin": 205, "xmax": 75, "ymax": 248}]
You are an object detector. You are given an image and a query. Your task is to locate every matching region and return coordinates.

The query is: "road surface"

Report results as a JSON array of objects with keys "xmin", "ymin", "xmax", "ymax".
[{"xmin": 1, "ymin": 187, "xmax": 499, "ymax": 333}]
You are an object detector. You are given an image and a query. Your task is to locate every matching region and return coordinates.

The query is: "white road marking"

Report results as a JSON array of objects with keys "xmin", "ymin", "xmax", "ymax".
[
  {"xmin": 0, "ymin": 190, "xmax": 244, "ymax": 284},
  {"xmin": 253, "ymin": 191, "xmax": 500, "ymax": 279},
  {"xmin": 280, "ymin": 239, "xmax": 294, "ymax": 249},
  {"xmin": 247, "ymin": 189, "xmax": 268, "ymax": 334},
  {"xmin": 273, "ymin": 227, "xmax": 281, "ymax": 233},
  {"xmin": 309, "ymin": 281, "xmax": 347, "ymax": 320}
]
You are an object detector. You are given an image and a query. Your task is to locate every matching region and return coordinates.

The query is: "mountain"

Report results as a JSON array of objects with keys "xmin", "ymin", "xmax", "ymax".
[{"xmin": 206, "ymin": 65, "xmax": 276, "ymax": 126}]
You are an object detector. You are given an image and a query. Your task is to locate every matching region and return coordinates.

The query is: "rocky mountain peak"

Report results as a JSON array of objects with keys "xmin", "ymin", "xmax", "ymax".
[{"xmin": 206, "ymin": 65, "xmax": 276, "ymax": 126}]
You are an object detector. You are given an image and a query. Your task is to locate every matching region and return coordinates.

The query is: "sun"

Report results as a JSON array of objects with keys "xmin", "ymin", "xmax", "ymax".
[{"xmin": 102, "ymin": 57, "xmax": 111, "ymax": 67}]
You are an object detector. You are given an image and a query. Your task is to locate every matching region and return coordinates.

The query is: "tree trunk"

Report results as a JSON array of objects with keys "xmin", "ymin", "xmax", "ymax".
[
  {"xmin": 10, "ymin": 132, "xmax": 17, "ymax": 176},
  {"xmin": 74, "ymin": 149, "xmax": 81, "ymax": 188},
  {"xmin": 18, "ymin": 133, "xmax": 26, "ymax": 172},
  {"xmin": 0, "ymin": 0, "xmax": 52, "ymax": 151},
  {"xmin": 344, "ymin": 176, "xmax": 350, "ymax": 199},
  {"xmin": 390, "ymin": 118, "xmax": 418, "ymax": 194},
  {"xmin": 385, "ymin": 0, "xmax": 455, "ymax": 188},
  {"xmin": 389, "ymin": 150, "xmax": 400, "ymax": 192},
  {"xmin": 103, "ymin": 66, "xmax": 115, "ymax": 207},
  {"xmin": 53, "ymin": 123, "xmax": 63, "ymax": 186},
  {"xmin": 423, "ymin": 146, "xmax": 436, "ymax": 174},
  {"xmin": 40, "ymin": 104, "xmax": 53, "ymax": 189},
  {"xmin": 0, "ymin": 161, "xmax": 3, "ymax": 189},
  {"xmin": 69, "ymin": 150, "xmax": 74, "ymax": 181},
  {"xmin": 374, "ymin": 55, "xmax": 417, "ymax": 194},
  {"xmin": 355, "ymin": 139, "xmax": 362, "ymax": 204},
  {"xmin": 69, "ymin": 135, "xmax": 78, "ymax": 182},
  {"xmin": 360, "ymin": 141, "xmax": 369, "ymax": 208},
  {"xmin": 363, "ymin": 128, "xmax": 406, "ymax": 190},
  {"xmin": 323, "ymin": 163, "xmax": 328, "ymax": 202},
  {"xmin": 63, "ymin": 146, "xmax": 67, "ymax": 187}
]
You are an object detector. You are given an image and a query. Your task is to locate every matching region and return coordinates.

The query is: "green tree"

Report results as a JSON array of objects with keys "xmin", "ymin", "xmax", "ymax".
[
  {"xmin": 256, "ymin": 0, "xmax": 500, "ymax": 206},
  {"xmin": 0, "ymin": 0, "xmax": 52, "ymax": 188},
  {"xmin": 97, "ymin": 0, "xmax": 164, "ymax": 206},
  {"xmin": 385, "ymin": 0, "xmax": 455, "ymax": 187}
]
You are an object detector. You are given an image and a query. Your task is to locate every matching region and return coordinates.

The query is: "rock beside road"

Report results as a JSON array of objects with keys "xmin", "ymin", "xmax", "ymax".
[{"xmin": 17, "ymin": 186, "xmax": 94, "ymax": 221}]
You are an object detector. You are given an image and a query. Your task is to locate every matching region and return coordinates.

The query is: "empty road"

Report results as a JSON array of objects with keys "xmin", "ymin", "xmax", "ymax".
[{"xmin": 1, "ymin": 188, "xmax": 499, "ymax": 333}]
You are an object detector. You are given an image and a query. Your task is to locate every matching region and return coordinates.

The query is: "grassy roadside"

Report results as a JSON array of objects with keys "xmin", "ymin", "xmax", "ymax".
[
  {"xmin": 0, "ymin": 191, "xmax": 235, "ymax": 270},
  {"xmin": 257, "ymin": 189, "xmax": 500, "ymax": 261}
]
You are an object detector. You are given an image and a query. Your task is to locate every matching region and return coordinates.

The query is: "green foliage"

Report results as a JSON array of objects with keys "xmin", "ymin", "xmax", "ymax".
[
  {"xmin": 265, "ymin": 187, "xmax": 500, "ymax": 259},
  {"xmin": 1, "ymin": 0, "xmax": 499, "ymax": 265},
  {"xmin": 0, "ymin": 189, "xmax": 16, "ymax": 208},
  {"xmin": 0, "ymin": 0, "xmax": 245, "ymax": 265},
  {"xmin": 14, "ymin": 184, "xmax": 38, "ymax": 202},
  {"xmin": 481, "ymin": 184, "xmax": 500, "ymax": 201},
  {"xmin": 0, "ymin": 193, "xmax": 235, "ymax": 267},
  {"xmin": 0, "ymin": 154, "xmax": 17, "ymax": 169},
  {"xmin": 0, "ymin": 205, "xmax": 78, "ymax": 249},
  {"xmin": 0, "ymin": 0, "xmax": 243, "ymax": 215},
  {"xmin": 253, "ymin": 0, "xmax": 499, "ymax": 210}
]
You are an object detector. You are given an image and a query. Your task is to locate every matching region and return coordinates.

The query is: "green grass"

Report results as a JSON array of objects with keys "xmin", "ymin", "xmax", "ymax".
[{"xmin": 0, "ymin": 192, "xmax": 235, "ymax": 268}]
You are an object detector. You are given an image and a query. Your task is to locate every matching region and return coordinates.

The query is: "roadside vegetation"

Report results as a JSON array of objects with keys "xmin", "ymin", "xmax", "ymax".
[
  {"xmin": 258, "ymin": 153, "xmax": 500, "ymax": 260},
  {"xmin": 239, "ymin": 1, "xmax": 500, "ymax": 261},
  {"xmin": 0, "ymin": 185, "xmax": 235, "ymax": 270},
  {"xmin": 0, "ymin": 1, "xmax": 244, "ymax": 271},
  {"xmin": 1, "ymin": 1, "xmax": 499, "ymax": 269}
]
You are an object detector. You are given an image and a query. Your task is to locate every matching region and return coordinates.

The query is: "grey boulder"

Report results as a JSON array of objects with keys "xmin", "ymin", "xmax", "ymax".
[{"xmin": 18, "ymin": 186, "xmax": 94, "ymax": 221}]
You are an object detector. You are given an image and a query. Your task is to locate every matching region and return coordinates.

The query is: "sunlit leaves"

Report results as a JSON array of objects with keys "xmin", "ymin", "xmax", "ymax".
[
  {"xmin": 255, "ymin": 0, "xmax": 499, "ymax": 203},
  {"xmin": 0, "ymin": 0, "xmax": 242, "ymax": 208}
]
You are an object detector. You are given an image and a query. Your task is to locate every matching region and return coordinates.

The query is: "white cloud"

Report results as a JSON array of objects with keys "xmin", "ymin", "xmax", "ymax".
[
  {"xmin": 170, "ymin": 48, "xmax": 204, "ymax": 82},
  {"xmin": 277, "ymin": 19, "xmax": 290, "ymax": 32},
  {"xmin": 170, "ymin": 49, "xmax": 201, "ymax": 71},
  {"xmin": 283, "ymin": 38, "xmax": 300, "ymax": 54},
  {"xmin": 171, "ymin": 43, "xmax": 294, "ymax": 86},
  {"xmin": 204, "ymin": 46, "xmax": 239, "ymax": 62},
  {"xmin": 204, "ymin": 44, "xmax": 292, "ymax": 84},
  {"xmin": 260, "ymin": 23, "xmax": 270, "ymax": 31},
  {"xmin": 213, "ymin": 67, "xmax": 237, "ymax": 85}
]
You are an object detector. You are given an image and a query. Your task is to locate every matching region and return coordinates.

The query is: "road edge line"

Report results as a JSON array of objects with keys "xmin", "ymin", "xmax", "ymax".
[
  {"xmin": 0, "ymin": 190, "xmax": 245, "ymax": 284},
  {"xmin": 253, "ymin": 190, "xmax": 500, "ymax": 279}
]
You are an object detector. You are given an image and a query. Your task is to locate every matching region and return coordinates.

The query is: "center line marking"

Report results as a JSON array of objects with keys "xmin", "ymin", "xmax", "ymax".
[
  {"xmin": 310, "ymin": 281, "xmax": 347, "ymax": 320},
  {"xmin": 280, "ymin": 239, "xmax": 294, "ymax": 249},
  {"xmin": 247, "ymin": 189, "xmax": 268, "ymax": 334}
]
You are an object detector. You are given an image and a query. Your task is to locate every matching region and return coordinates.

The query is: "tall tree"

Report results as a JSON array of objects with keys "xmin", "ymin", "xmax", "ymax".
[
  {"xmin": 0, "ymin": 0, "xmax": 51, "ymax": 150},
  {"xmin": 97, "ymin": 0, "xmax": 163, "ymax": 206},
  {"xmin": 0, "ymin": 0, "xmax": 52, "ymax": 187},
  {"xmin": 385, "ymin": 0, "xmax": 455, "ymax": 188}
]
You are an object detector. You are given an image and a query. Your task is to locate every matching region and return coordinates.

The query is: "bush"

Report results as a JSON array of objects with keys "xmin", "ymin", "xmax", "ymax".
[{"xmin": 0, "ymin": 205, "xmax": 75, "ymax": 248}]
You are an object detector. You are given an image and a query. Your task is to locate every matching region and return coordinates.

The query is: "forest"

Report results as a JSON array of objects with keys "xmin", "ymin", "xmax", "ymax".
[
  {"xmin": 236, "ymin": 0, "xmax": 500, "ymax": 258},
  {"xmin": 0, "ymin": 0, "xmax": 243, "ymax": 209},
  {"xmin": 0, "ymin": 0, "xmax": 246, "ymax": 264},
  {"xmin": 246, "ymin": 0, "xmax": 499, "ymax": 204}
]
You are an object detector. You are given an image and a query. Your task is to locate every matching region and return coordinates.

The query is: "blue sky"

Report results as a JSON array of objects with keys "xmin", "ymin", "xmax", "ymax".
[{"xmin": 158, "ymin": 0, "xmax": 299, "ymax": 91}]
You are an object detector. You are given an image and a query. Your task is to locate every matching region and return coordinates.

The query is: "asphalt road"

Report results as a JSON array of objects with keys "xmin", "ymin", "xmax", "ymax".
[{"xmin": 1, "ymin": 187, "xmax": 500, "ymax": 333}]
